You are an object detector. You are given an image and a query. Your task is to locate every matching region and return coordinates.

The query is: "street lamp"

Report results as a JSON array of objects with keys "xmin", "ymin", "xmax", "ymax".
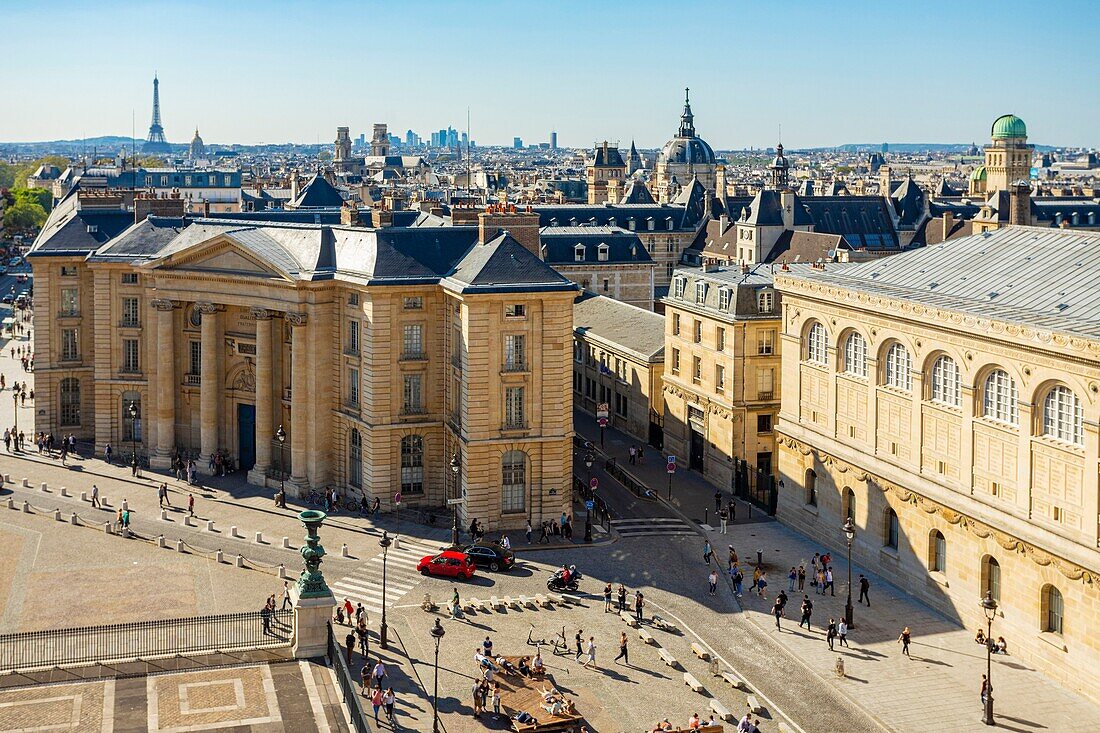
[
  {"xmin": 379, "ymin": 530, "xmax": 391, "ymax": 649},
  {"xmin": 449, "ymin": 452, "xmax": 461, "ymax": 547},
  {"xmin": 980, "ymin": 591, "xmax": 998, "ymax": 725},
  {"xmin": 430, "ymin": 618, "xmax": 446, "ymax": 733},
  {"xmin": 275, "ymin": 425, "xmax": 286, "ymax": 504},
  {"xmin": 842, "ymin": 517, "xmax": 856, "ymax": 630},
  {"xmin": 128, "ymin": 401, "xmax": 139, "ymax": 476},
  {"xmin": 583, "ymin": 453, "xmax": 594, "ymax": 543}
]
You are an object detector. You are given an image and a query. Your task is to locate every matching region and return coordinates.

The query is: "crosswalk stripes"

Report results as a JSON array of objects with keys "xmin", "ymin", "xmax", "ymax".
[
  {"xmin": 329, "ymin": 536, "xmax": 445, "ymax": 616},
  {"xmin": 610, "ymin": 517, "xmax": 697, "ymax": 538}
]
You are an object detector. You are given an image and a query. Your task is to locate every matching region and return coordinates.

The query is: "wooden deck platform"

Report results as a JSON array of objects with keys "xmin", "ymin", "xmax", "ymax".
[{"xmin": 497, "ymin": 656, "xmax": 585, "ymax": 733}]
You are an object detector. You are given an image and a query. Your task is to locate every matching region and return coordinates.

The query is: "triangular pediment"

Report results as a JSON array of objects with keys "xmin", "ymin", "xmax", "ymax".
[{"xmin": 149, "ymin": 236, "xmax": 293, "ymax": 281}]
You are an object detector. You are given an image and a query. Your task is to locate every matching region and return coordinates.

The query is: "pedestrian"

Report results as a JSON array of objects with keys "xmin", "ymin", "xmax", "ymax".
[
  {"xmin": 719, "ymin": 506, "xmax": 728, "ymax": 534},
  {"xmin": 372, "ymin": 660, "xmax": 387, "ymax": 689},
  {"xmin": 799, "ymin": 596, "xmax": 813, "ymax": 631},
  {"xmin": 382, "ymin": 687, "xmax": 396, "ymax": 725},
  {"xmin": 638, "ymin": 445, "xmax": 645, "ymax": 463},
  {"xmin": 525, "ymin": 519, "xmax": 533, "ymax": 544},
  {"xmin": 357, "ymin": 625, "xmax": 368, "ymax": 658},
  {"xmin": 483, "ymin": 635, "xmax": 493, "ymax": 657},
  {"xmin": 121, "ymin": 509, "xmax": 130, "ymax": 529},
  {"xmin": 727, "ymin": 545, "xmax": 737, "ymax": 570},
  {"xmin": 838, "ymin": 618, "xmax": 850, "ymax": 647},
  {"xmin": 787, "ymin": 567, "xmax": 797, "ymax": 591},
  {"xmin": 343, "ymin": 598, "xmax": 355, "ymax": 624},
  {"xmin": 604, "ymin": 583, "xmax": 613, "ymax": 612},
  {"xmin": 2, "ymin": 429, "xmax": 9, "ymax": 452},
  {"xmin": 346, "ymin": 630, "xmax": 356, "ymax": 665},
  {"xmin": 188, "ymin": 493, "xmax": 195, "ymax": 517},
  {"xmin": 371, "ymin": 686, "xmax": 384, "ymax": 722},
  {"xmin": 750, "ymin": 566, "xmax": 761, "ymax": 593},
  {"xmin": 575, "ymin": 629, "xmax": 583, "ymax": 661},
  {"xmin": 825, "ymin": 566, "xmax": 835, "ymax": 596},
  {"xmin": 361, "ymin": 662, "xmax": 372, "ymax": 695},
  {"xmin": 539, "ymin": 521, "xmax": 550, "ymax": 544},
  {"xmin": 980, "ymin": 674, "xmax": 990, "ymax": 708},
  {"xmin": 728, "ymin": 498, "xmax": 736, "ymax": 522},
  {"xmin": 703, "ymin": 540, "xmax": 714, "ymax": 565},
  {"xmin": 91, "ymin": 484, "xmax": 100, "ymax": 509},
  {"xmin": 614, "ymin": 631, "xmax": 629, "ymax": 664},
  {"xmin": 714, "ymin": 490, "xmax": 722, "ymax": 512},
  {"xmin": 261, "ymin": 603, "xmax": 273, "ymax": 635},
  {"xmin": 797, "ymin": 564, "xmax": 806, "ymax": 591},
  {"xmin": 858, "ymin": 574, "xmax": 871, "ymax": 606},
  {"xmin": 582, "ymin": 637, "xmax": 597, "ymax": 669},
  {"xmin": 104, "ymin": 442, "xmax": 112, "ymax": 464},
  {"xmin": 731, "ymin": 566, "xmax": 743, "ymax": 597},
  {"xmin": 898, "ymin": 626, "xmax": 911, "ymax": 657},
  {"xmin": 617, "ymin": 583, "xmax": 627, "ymax": 612},
  {"xmin": 817, "ymin": 567, "xmax": 827, "ymax": 595},
  {"xmin": 158, "ymin": 483, "xmax": 171, "ymax": 507},
  {"xmin": 826, "ymin": 618, "xmax": 837, "ymax": 651},
  {"xmin": 810, "ymin": 553, "xmax": 819, "ymax": 588},
  {"xmin": 634, "ymin": 591, "xmax": 644, "ymax": 621},
  {"xmin": 629, "ymin": 445, "xmax": 637, "ymax": 465},
  {"xmin": 708, "ymin": 569, "xmax": 718, "ymax": 596},
  {"xmin": 564, "ymin": 516, "xmax": 573, "ymax": 540},
  {"xmin": 471, "ymin": 679, "xmax": 482, "ymax": 716},
  {"xmin": 492, "ymin": 682, "xmax": 501, "ymax": 717},
  {"xmin": 771, "ymin": 599, "xmax": 783, "ymax": 630},
  {"xmin": 281, "ymin": 580, "xmax": 292, "ymax": 610},
  {"xmin": 757, "ymin": 570, "xmax": 768, "ymax": 597}
]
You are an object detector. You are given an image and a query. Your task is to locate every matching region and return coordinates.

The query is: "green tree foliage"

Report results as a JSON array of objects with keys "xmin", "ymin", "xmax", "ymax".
[
  {"xmin": 0, "ymin": 156, "xmax": 70, "ymax": 190},
  {"xmin": 2, "ymin": 201, "xmax": 48, "ymax": 230},
  {"xmin": 134, "ymin": 155, "xmax": 167, "ymax": 167},
  {"xmin": 12, "ymin": 187, "xmax": 51, "ymax": 211}
]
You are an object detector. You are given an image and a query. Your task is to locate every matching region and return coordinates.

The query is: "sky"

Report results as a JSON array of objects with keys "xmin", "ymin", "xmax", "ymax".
[{"xmin": 2, "ymin": 0, "xmax": 1098, "ymax": 149}]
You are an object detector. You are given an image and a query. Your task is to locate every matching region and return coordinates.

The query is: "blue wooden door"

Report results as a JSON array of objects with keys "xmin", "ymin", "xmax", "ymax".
[{"xmin": 238, "ymin": 404, "xmax": 256, "ymax": 471}]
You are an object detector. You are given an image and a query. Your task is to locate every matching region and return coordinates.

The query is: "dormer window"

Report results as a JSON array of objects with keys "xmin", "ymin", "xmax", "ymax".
[
  {"xmin": 758, "ymin": 290, "xmax": 774, "ymax": 312},
  {"xmin": 597, "ymin": 244, "xmax": 609, "ymax": 262},
  {"xmin": 695, "ymin": 281, "xmax": 707, "ymax": 304},
  {"xmin": 574, "ymin": 244, "xmax": 586, "ymax": 262},
  {"xmin": 628, "ymin": 218, "xmax": 636, "ymax": 231},
  {"xmin": 666, "ymin": 217, "xmax": 674, "ymax": 231},
  {"xmin": 718, "ymin": 287, "xmax": 732, "ymax": 311},
  {"xmin": 647, "ymin": 217, "xmax": 655, "ymax": 231},
  {"xmin": 673, "ymin": 277, "xmax": 686, "ymax": 298},
  {"xmin": 608, "ymin": 217, "xmax": 616, "ymax": 228}
]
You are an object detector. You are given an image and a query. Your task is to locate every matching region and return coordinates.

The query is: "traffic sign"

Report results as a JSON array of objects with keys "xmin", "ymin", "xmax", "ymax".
[
  {"xmin": 446, "ymin": 498, "xmax": 465, "ymax": 506},
  {"xmin": 598, "ymin": 417, "xmax": 608, "ymax": 428},
  {"xmin": 585, "ymin": 500, "xmax": 594, "ymax": 510},
  {"xmin": 589, "ymin": 477, "xmax": 599, "ymax": 489},
  {"xmin": 667, "ymin": 455, "xmax": 676, "ymax": 465},
  {"xmin": 394, "ymin": 492, "xmax": 402, "ymax": 505},
  {"xmin": 597, "ymin": 403, "xmax": 610, "ymax": 419},
  {"xmin": 666, "ymin": 462, "xmax": 676, "ymax": 474}
]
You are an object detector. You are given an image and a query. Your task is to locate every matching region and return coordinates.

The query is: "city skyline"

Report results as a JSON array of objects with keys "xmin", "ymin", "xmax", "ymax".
[{"xmin": 2, "ymin": 0, "xmax": 1098, "ymax": 149}]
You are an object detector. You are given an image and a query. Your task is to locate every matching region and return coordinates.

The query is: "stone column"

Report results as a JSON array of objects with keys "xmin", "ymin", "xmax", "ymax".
[
  {"xmin": 198, "ymin": 302, "xmax": 220, "ymax": 464},
  {"xmin": 248, "ymin": 308, "xmax": 273, "ymax": 486},
  {"xmin": 151, "ymin": 299, "xmax": 176, "ymax": 469},
  {"xmin": 288, "ymin": 312, "xmax": 309, "ymax": 494}
]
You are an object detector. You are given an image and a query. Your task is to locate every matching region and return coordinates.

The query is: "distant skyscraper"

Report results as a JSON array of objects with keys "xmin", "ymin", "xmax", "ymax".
[
  {"xmin": 438, "ymin": 129, "xmax": 447, "ymax": 148},
  {"xmin": 143, "ymin": 74, "xmax": 171, "ymax": 153},
  {"xmin": 461, "ymin": 131, "xmax": 468, "ymax": 149},
  {"xmin": 882, "ymin": 142, "xmax": 889, "ymax": 153},
  {"xmin": 447, "ymin": 127, "xmax": 459, "ymax": 149},
  {"xmin": 406, "ymin": 130, "xmax": 417, "ymax": 147},
  {"xmin": 550, "ymin": 131, "xmax": 558, "ymax": 150},
  {"xmin": 513, "ymin": 137, "xmax": 523, "ymax": 149},
  {"xmin": 357, "ymin": 133, "xmax": 366, "ymax": 147}
]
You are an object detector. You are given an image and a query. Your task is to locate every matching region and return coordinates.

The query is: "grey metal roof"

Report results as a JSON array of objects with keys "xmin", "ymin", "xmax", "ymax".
[
  {"xmin": 446, "ymin": 232, "xmax": 576, "ymax": 293},
  {"xmin": 662, "ymin": 264, "xmax": 782, "ymax": 321},
  {"xmin": 538, "ymin": 227, "xmax": 654, "ymax": 265},
  {"xmin": 783, "ymin": 226, "xmax": 1100, "ymax": 339},
  {"xmin": 573, "ymin": 292, "xmax": 665, "ymax": 360}
]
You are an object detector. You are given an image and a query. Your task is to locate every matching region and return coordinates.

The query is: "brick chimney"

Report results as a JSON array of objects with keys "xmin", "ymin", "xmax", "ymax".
[
  {"xmin": 133, "ymin": 191, "xmax": 186, "ymax": 223},
  {"xmin": 940, "ymin": 210, "xmax": 954, "ymax": 241},
  {"xmin": 478, "ymin": 203, "xmax": 541, "ymax": 255},
  {"xmin": 340, "ymin": 200, "xmax": 361, "ymax": 226},
  {"xmin": 1009, "ymin": 182, "xmax": 1031, "ymax": 226}
]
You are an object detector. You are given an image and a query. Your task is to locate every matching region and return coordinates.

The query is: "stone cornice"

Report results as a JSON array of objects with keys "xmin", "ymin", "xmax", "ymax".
[{"xmin": 776, "ymin": 431, "xmax": 1098, "ymax": 585}]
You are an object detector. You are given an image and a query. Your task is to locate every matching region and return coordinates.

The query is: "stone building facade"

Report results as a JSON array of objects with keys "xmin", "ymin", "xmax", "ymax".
[
  {"xmin": 29, "ymin": 214, "xmax": 577, "ymax": 531},
  {"xmin": 661, "ymin": 265, "xmax": 782, "ymax": 487},
  {"xmin": 774, "ymin": 226, "xmax": 1100, "ymax": 702}
]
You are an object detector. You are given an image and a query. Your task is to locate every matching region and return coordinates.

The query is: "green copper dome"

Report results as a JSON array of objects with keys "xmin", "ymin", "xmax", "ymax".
[
  {"xmin": 991, "ymin": 114, "xmax": 1027, "ymax": 139},
  {"xmin": 970, "ymin": 165, "xmax": 987, "ymax": 181}
]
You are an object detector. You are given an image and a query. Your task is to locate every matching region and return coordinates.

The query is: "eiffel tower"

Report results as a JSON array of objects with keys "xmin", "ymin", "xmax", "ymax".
[{"xmin": 143, "ymin": 73, "xmax": 171, "ymax": 154}]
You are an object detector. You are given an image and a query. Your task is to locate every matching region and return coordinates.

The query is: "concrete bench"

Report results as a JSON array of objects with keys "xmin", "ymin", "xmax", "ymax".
[
  {"xmin": 462, "ymin": 598, "xmax": 478, "ymax": 612},
  {"xmin": 691, "ymin": 642, "xmax": 711, "ymax": 661},
  {"xmin": 651, "ymin": 616, "xmax": 675, "ymax": 632},
  {"xmin": 560, "ymin": 593, "xmax": 583, "ymax": 605},
  {"xmin": 778, "ymin": 724, "xmax": 795, "ymax": 733},
  {"xmin": 638, "ymin": 628, "xmax": 656, "ymax": 645},
  {"xmin": 721, "ymin": 671, "xmax": 746, "ymax": 689},
  {"xmin": 504, "ymin": 596, "xmax": 519, "ymax": 609},
  {"xmin": 709, "ymin": 699, "xmax": 733, "ymax": 722},
  {"xmin": 620, "ymin": 611, "xmax": 639, "ymax": 628},
  {"xmin": 657, "ymin": 648, "xmax": 678, "ymax": 668},
  {"xmin": 683, "ymin": 672, "xmax": 704, "ymax": 693},
  {"xmin": 518, "ymin": 596, "xmax": 536, "ymax": 609},
  {"xmin": 745, "ymin": 695, "xmax": 764, "ymax": 715},
  {"xmin": 467, "ymin": 598, "xmax": 489, "ymax": 612},
  {"xmin": 490, "ymin": 596, "xmax": 504, "ymax": 610},
  {"xmin": 545, "ymin": 593, "xmax": 564, "ymax": 605},
  {"xmin": 534, "ymin": 594, "xmax": 552, "ymax": 608}
]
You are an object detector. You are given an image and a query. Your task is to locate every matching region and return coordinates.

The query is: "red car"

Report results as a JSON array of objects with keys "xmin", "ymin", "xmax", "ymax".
[{"xmin": 417, "ymin": 550, "xmax": 476, "ymax": 580}]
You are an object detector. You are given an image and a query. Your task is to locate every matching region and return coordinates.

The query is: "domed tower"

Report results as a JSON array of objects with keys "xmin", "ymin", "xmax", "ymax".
[
  {"xmin": 655, "ymin": 88, "xmax": 717, "ymax": 202},
  {"xmin": 984, "ymin": 114, "xmax": 1031, "ymax": 195},
  {"xmin": 768, "ymin": 143, "xmax": 790, "ymax": 190},
  {"xmin": 188, "ymin": 127, "xmax": 205, "ymax": 160}
]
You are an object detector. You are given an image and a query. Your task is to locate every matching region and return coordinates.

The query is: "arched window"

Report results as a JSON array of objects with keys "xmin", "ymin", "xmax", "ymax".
[
  {"xmin": 884, "ymin": 343, "xmax": 912, "ymax": 391},
  {"xmin": 121, "ymin": 392, "xmax": 142, "ymax": 442},
  {"xmin": 929, "ymin": 356, "xmax": 960, "ymax": 406},
  {"xmin": 59, "ymin": 378, "xmax": 81, "ymax": 427},
  {"xmin": 400, "ymin": 435, "xmax": 424, "ymax": 493},
  {"xmin": 501, "ymin": 450, "xmax": 527, "ymax": 514},
  {"xmin": 806, "ymin": 322, "xmax": 828, "ymax": 364},
  {"xmin": 884, "ymin": 508, "xmax": 899, "ymax": 550},
  {"xmin": 983, "ymin": 369, "xmax": 1018, "ymax": 424},
  {"xmin": 981, "ymin": 556, "xmax": 1001, "ymax": 602},
  {"xmin": 844, "ymin": 332, "xmax": 867, "ymax": 377},
  {"xmin": 843, "ymin": 487, "xmax": 855, "ymax": 523},
  {"xmin": 929, "ymin": 530, "xmax": 946, "ymax": 572},
  {"xmin": 1043, "ymin": 385, "xmax": 1083, "ymax": 446},
  {"xmin": 805, "ymin": 468, "xmax": 817, "ymax": 506},
  {"xmin": 1042, "ymin": 585, "xmax": 1064, "ymax": 634},
  {"xmin": 348, "ymin": 429, "xmax": 362, "ymax": 489}
]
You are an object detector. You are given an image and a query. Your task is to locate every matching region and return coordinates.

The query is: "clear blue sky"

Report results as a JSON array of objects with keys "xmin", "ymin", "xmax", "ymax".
[{"xmin": 2, "ymin": 0, "xmax": 1097, "ymax": 148}]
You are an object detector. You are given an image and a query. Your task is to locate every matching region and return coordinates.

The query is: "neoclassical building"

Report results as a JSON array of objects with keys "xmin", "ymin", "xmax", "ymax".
[
  {"xmin": 29, "ymin": 205, "xmax": 577, "ymax": 530},
  {"xmin": 774, "ymin": 226, "xmax": 1100, "ymax": 701},
  {"xmin": 654, "ymin": 89, "xmax": 718, "ymax": 202}
]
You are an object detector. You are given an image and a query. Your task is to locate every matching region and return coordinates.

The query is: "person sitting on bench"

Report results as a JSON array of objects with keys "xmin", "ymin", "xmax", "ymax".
[
  {"xmin": 517, "ymin": 656, "xmax": 532, "ymax": 676},
  {"xmin": 541, "ymin": 699, "xmax": 564, "ymax": 716},
  {"xmin": 531, "ymin": 652, "xmax": 545, "ymax": 675}
]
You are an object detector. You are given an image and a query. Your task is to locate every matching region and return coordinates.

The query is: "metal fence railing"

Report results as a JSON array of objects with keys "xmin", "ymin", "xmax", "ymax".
[
  {"xmin": 603, "ymin": 457, "xmax": 653, "ymax": 500},
  {"xmin": 327, "ymin": 624, "xmax": 371, "ymax": 733},
  {"xmin": 0, "ymin": 609, "xmax": 293, "ymax": 672}
]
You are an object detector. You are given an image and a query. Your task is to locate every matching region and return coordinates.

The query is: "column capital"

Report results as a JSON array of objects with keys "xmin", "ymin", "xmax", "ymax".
[
  {"xmin": 287, "ymin": 312, "xmax": 309, "ymax": 327},
  {"xmin": 151, "ymin": 298, "xmax": 176, "ymax": 312},
  {"xmin": 196, "ymin": 301, "xmax": 219, "ymax": 315},
  {"xmin": 249, "ymin": 307, "xmax": 273, "ymax": 321}
]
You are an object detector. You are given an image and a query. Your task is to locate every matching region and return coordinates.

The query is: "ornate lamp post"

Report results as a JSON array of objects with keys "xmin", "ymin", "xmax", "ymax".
[
  {"xmin": 379, "ymin": 530, "xmax": 391, "ymax": 649},
  {"xmin": 295, "ymin": 509, "xmax": 331, "ymax": 597},
  {"xmin": 842, "ymin": 517, "xmax": 856, "ymax": 630},
  {"xmin": 430, "ymin": 618, "xmax": 446, "ymax": 733},
  {"xmin": 449, "ymin": 452, "xmax": 461, "ymax": 547},
  {"xmin": 275, "ymin": 425, "xmax": 286, "ymax": 502},
  {"xmin": 128, "ymin": 400, "xmax": 139, "ymax": 476},
  {"xmin": 981, "ymin": 591, "xmax": 998, "ymax": 725},
  {"xmin": 583, "ymin": 453, "xmax": 594, "ymax": 543}
]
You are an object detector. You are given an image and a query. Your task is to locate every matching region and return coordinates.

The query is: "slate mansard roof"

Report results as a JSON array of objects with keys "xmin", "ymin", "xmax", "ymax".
[
  {"xmin": 573, "ymin": 292, "xmax": 665, "ymax": 361},
  {"xmin": 538, "ymin": 226, "xmax": 654, "ymax": 265}
]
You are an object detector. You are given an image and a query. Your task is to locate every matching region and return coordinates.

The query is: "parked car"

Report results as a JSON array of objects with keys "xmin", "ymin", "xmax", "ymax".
[
  {"xmin": 459, "ymin": 541, "xmax": 516, "ymax": 572},
  {"xmin": 416, "ymin": 550, "xmax": 476, "ymax": 580},
  {"xmin": 1, "ymin": 295, "xmax": 11, "ymax": 304}
]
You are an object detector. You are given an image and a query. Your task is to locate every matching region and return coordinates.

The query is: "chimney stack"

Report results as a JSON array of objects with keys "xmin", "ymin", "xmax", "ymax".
[
  {"xmin": 478, "ymin": 203, "xmax": 541, "ymax": 255},
  {"xmin": 941, "ymin": 210, "xmax": 954, "ymax": 241},
  {"xmin": 1009, "ymin": 181, "xmax": 1031, "ymax": 226}
]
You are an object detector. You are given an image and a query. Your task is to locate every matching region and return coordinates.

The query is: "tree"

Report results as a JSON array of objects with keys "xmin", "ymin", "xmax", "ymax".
[
  {"xmin": 12, "ymin": 187, "xmax": 51, "ymax": 212},
  {"xmin": 134, "ymin": 155, "xmax": 167, "ymax": 168},
  {"xmin": 2, "ymin": 201, "xmax": 47, "ymax": 230}
]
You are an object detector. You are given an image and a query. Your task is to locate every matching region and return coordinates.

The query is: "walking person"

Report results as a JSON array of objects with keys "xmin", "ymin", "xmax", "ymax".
[
  {"xmin": 617, "ymin": 583, "xmax": 627, "ymax": 612},
  {"xmin": 731, "ymin": 566, "xmax": 743, "ymax": 597},
  {"xmin": 188, "ymin": 493, "xmax": 195, "ymax": 517},
  {"xmin": 708, "ymin": 569, "xmax": 719, "ymax": 596},
  {"xmin": 614, "ymin": 631, "xmax": 629, "ymax": 664},
  {"xmin": 756, "ymin": 570, "xmax": 768, "ymax": 598},
  {"xmin": 799, "ymin": 596, "xmax": 813, "ymax": 631},
  {"xmin": 491, "ymin": 682, "xmax": 502, "ymax": 718},
  {"xmin": 825, "ymin": 566, "xmax": 835, "ymax": 596},
  {"xmin": 771, "ymin": 598, "xmax": 784, "ymax": 630},
  {"xmin": 797, "ymin": 565, "xmax": 806, "ymax": 591},
  {"xmin": 90, "ymin": 484, "xmax": 100, "ymax": 509},
  {"xmin": 826, "ymin": 618, "xmax": 837, "ymax": 651},
  {"xmin": 360, "ymin": 661, "xmax": 372, "ymax": 696},
  {"xmin": 281, "ymin": 581, "xmax": 292, "ymax": 610},
  {"xmin": 104, "ymin": 442, "xmax": 112, "ymax": 464},
  {"xmin": 371, "ymin": 660, "xmax": 387, "ymax": 690},
  {"xmin": 582, "ymin": 637, "xmax": 597, "ymax": 669},
  {"xmin": 525, "ymin": 519, "xmax": 533, "ymax": 544},
  {"xmin": 634, "ymin": 591, "xmax": 644, "ymax": 622},
  {"xmin": 261, "ymin": 603, "xmax": 273, "ymax": 635},
  {"xmin": 628, "ymin": 445, "xmax": 637, "ymax": 465},
  {"xmin": 858, "ymin": 575, "xmax": 871, "ymax": 606},
  {"xmin": 371, "ymin": 687, "xmax": 384, "ymax": 723},
  {"xmin": 574, "ymin": 629, "xmax": 584, "ymax": 661},
  {"xmin": 382, "ymin": 687, "xmax": 396, "ymax": 726},
  {"xmin": 838, "ymin": 618, "xmax": 850, "ymax": 647},
  {"xmin": 703, "ymin": 540, "xmax": 714, "ymax": 566},
  {"xmin": 898, "ymin": 626, "xmax": 912, "ymax": 657},
  {"xmin": 158, "ymin": 483, "xmax": 171, "ymax": 507},
  {"xmin": 346, "ymin": 630, "xmax": 356, "ymax": 665},
  {"xmin": 719, "ymin": 506, "xmax": 728, "ymax": 534},
  {"xmin": 604, "ymin": 583, "xmax": 613, "ymax": 612}
]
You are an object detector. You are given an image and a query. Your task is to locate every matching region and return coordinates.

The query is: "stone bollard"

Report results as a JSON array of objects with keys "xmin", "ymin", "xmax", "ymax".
[
  {"xmin": 160, "ymin": 509, "xmax": 167, "ymax": 521},
  {"xmin": 101, "ymin": 495, "xmax": 108, "ymax": 507},
  {"xmin": 70, "ymin": 513, "xmax": 78, "ymax": 525},
  {"xmin": 5, "ymin": 497, "xmax": 13, "ymax": 510},
  {"xmin": 104, "ymin": 522, "xmax": 111, "ymax": 534},
  {"xmin": 282, "ymin": 536, "xmax": 290, "ymax": 549},
  {"xmin": 176, "ymin": 539, "xmax": 185, "ymax": 552},
  {"xmin": 2, "ymin": 474, "xmax": 9, "ymax": 483},
  {"xmin": 21, "ymin": 478, "xmax": 30, "ymax": 488},
  {"xmin": 341, "ymin": 543, "xmax": 349, "ymax": 558},
  {"xmin": 235, "ymin": 554, "xmax": 244, "ymax": 568},
  {"xmin": 40, "ymin": 482, "xmax": 48, "ymax": 492},
  {"xmin": 216, "ymin": 549, "xmax": 224, "ymax": 563},
  {"xmin": 80, "ymin": 491, "xmax": 87, "ymax": 502},
  {"xmin": 393, "ymin": 536, "xmax": 402, "ymax": 550},
  {"xmin": 184, "ymin": 516, "xmax": 194, "ymax": 527},
  {"xmin": 157, "ymin": 535, "xmax": 166, "ymax": 548},
  {"xmin": 206, "ymin": 520, "xmax": 215, "ymax": 532},
  {"xmin": 254, "ymin": 531, "xmax": 263, "ymax": 544},
  {"xmin": 278, "ymin": 564, "xmax": 287, "ymax": 579},
  {"xmin": 60, "ymin": 487, "xmax": 69, "ymax": 497},
  {"xmin": 22, "ymin": 501, "xmax": 30, "ymax": 513},
  {"xmin": 54, "ymin": 508, "xmax": 62, "ymax": 521},
  {"xmin": 230, "ymin": 526, "xmax": 240, "ymax": 539}
]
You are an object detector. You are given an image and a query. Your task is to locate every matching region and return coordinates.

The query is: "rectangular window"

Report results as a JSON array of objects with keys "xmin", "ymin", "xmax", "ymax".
[
  {"xmin": 505, "ymin": 303, "xmax": 526, "ymax": 318},
  {"xmin": 585, "ymin": 377, "xmax": 596, "ymax": 399},
  {"xmin": 61, "ymin": 288, "xmax": 79, "ymax": 316},
  {"xmin": 672, "ymin": 313, "xmax": 681, "ymax": 336},
  {"xmin": 403, "ymin": 374, "xmax": 423, "ymax": 413},
  {"xmin": 505, "ymin": 386, "xmax": 525, "ymax": 428},
  {"xmin": 758, "ymin": 329, "xmax": 776, "ymax": 355},
  {"xmin": 671, "ymin": 348, "xmax": 680, "ymax": 375},
  {"xmin": 717, "ymin": 327, "xmax": 725, "ymax": 351},
  {"xmin": 718, "ymin": 288, "xmax": 731, "ymax": 311},
  {"xmin": 693, "ymin": 320, "xmax": 702, "ymax": 344},
  {"xmin": 666, "ymin": 263, "xmax": 675, "ymax": 279},
  {"xmin": 504, "ymin": 334, "xmax": 526, "ymax": 371},
  {"xmin": 60, "ymin": 266, "xmax": 77, "ymax": 277},
  {"xmin": 348, "ymin": 368, "xmax": 360, "ymax": 406},
  {"xmin": 573, "ymin": 371, "xmax": 582, "ymax": 393},
  {"xmin": 61, "ymin": 328, "xmax": 79, "ymax": 361},
  {"xmin": 715, "ymin": 364, "xmax": 725, "ymax": 392},
  {"xmin": 402, "ymin": 324, "xmax": 424, "ymax": 358},
  {"xmin": 403, "ymin": 296, "xmax": 422, "ymax": 309},
  {"xmin": 673, "ymin": 277, "xmax": 685, "ymax": 298},
  {"xmin": 602, "ymin": 278, "xmax": 609, "ymax": 292},
  {"xmin": 757, "ymin": 414, "xmax": 773, "ymax": 433},
  {"xmin": 695, "ymin": 281, "xmax": 707, "ymax": 304},
  {"xmin": 758, "ymin": 368, "xmax": 775, "ymax": 398},
  {"xmin": 122, "ymin": 339, "xmax": 140, "ymax": 373},
  {"xmin": 757, "ymin": 452, "xmax": 772, "ymax": 474},
  {"xmin": 348, "ymin": 292, "xmax": 360, "ymax": 306},
  {"xmin": 121, "ymin": 296, "xmax": 139, "ymax": 327},
  {"xmin": 347, "ymin": 321, "xmax": 360, "ymax": 355},
  {"xmin": 574, "ymin": 340, "xmax": 584, "ymax": 363},
  {"xmin": 189, "ymin": 341, "xmax": 201, "ymax": 375},
  {"xmin": 692, "ymin": 356, "xmax": 702, "ymax": 384},
  {"xmin": 615, "ymin": 392, "xmax": 629, "ymax": 418},
  {"xmin": 121, "ymin": 273, "xmax": 138, "ymax": 285}
]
